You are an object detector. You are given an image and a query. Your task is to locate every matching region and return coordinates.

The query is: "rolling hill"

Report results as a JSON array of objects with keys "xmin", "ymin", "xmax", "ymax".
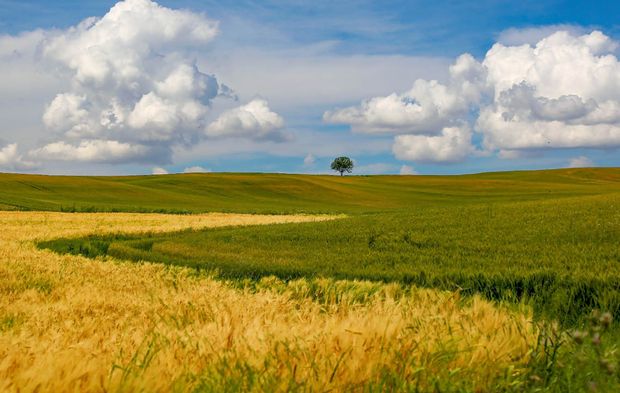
[{"xmin": 1, "ymin": 168, "xmax": 620, "ymax": 214}]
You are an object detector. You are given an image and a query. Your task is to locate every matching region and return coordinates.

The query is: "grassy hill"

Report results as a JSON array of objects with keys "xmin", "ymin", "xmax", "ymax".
[{"xmin": 2, "ymin": 168, "xmax": 620, "ymax": 213}]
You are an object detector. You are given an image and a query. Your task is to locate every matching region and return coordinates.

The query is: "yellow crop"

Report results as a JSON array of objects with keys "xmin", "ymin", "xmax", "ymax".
[{"xmin": 0, "ymin": 212, "xmax": 536, "ymax": 392}]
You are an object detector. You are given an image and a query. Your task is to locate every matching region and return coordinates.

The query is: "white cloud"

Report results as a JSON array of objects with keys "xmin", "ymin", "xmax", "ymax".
[
  {"xmin": 152, "ymin": 167, "xmax": 169, "ymax": 175},
  {"xmin": 323, "ymin": 82, "xmax": 456, "ymax": 135},
  {"xmin": 323, "ymin": 54, "xmax": 484, "ymax": 135},
  {"xmin": 323, "ymin": 53, "xmax": 484, "ymax": 162},
  {"xmin": 31, "ymin": 140, "xmax": 152, "ymax": 163},
  {"xmin": 478, "ymin": 31, "xmax": 620, "ymax": 153},
  {"xmin": 326, "ymin": 29, "xmax": 620, "ymax": 163},
  {"xmin": 2, "ymin": 0, "xmax": 301, "ymax": 170},
  {"xmin": 43, "ymin": 0, "xmax": 218, "ymax": 87},
  {"xmin": 183, "ymin": 166, "xmax": 210, "ymax": 173},
  {"xmin": 0, "ymin": 143, "xmax": 37, "ymax": 171},
  {"xmin": 206, "ymin": 98, "xmax": 286, "ymax": 140},
  {"xmin": 43, "ymin": 93, "xmax": 91, "ymax": 135},
  {"xmin": 393, "ymin": 125, "xmax": 474, "ymax": 163},
  {"xmin": 303, "ymin": 153, "xmax": 316, "ymax": 166},
  {"xmin": 399, "ymin": 165, "xmax": 417, "ymax": 175},
  {"xmin": 31, "ymin": 0, "xmax": 224, "ymax": 164},
  {"xmin": 0, "ymin": 144, "xmax": 19, "ymax": 166},
  {"xmin": 568, "ymin": 156, "xmax": 595, "ymax": 168}
]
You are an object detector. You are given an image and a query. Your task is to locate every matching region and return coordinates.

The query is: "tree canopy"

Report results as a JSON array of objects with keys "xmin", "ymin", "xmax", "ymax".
[{"xmin": 331, "ymin": 157, "xmax": 354, "ymax": 176}]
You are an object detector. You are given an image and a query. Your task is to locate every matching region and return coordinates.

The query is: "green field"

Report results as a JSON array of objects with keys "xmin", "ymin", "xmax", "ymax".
[
  {"xmin": 4, "ymin": 168, "xmax": 620, "ymax": 391},
  {"xmin": 2, "ymin": 168, "xmax": 620, "ymax": 213}
]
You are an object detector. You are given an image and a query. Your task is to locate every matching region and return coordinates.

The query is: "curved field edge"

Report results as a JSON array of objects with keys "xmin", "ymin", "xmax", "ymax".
[
  {"xmin": 41, "ymin": 193, "xmax": 620, "ymax": 326},
  {"xmin": 0, "ymin": 211, "xmax": 551, "ymax": 392}
]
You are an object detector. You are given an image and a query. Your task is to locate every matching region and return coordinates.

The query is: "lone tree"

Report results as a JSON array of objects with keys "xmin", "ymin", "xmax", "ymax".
[{"xmin": 331, "ymin": 156, "xmax": 354, "ymax": 176}]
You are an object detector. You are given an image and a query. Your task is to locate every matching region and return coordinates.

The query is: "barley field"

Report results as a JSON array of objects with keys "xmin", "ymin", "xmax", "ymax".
[{"xmin": 0, "ymin": 212, "xmax": 538, "ymax": 392}]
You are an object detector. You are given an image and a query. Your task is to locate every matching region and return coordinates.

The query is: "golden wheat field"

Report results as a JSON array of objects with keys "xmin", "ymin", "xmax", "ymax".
[{"xmin": 0, "ymin": 212, "xmax": 537, "ymax": 392}]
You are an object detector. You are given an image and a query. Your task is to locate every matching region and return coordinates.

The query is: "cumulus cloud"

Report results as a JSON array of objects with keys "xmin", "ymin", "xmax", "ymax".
[
  {"xmin": 152, "ymin": 167, "xmax": 169, "ymax": 175},
  {"xmin": 326, "ymin": 29, "xmax": 620, "ymax": 163},
  {"xmin": 393, "ymin": 125, "xmax": 475, "ymax": 163},
  {"xmin": 206, "ymin": 98, "xmax": 287, "ymax": 140},
  {"xmin": 0, "ymin": 143, "xmax": 37, "ymax": 171},
  {"xmin": 31, "ymin": 140, "xmax": 156, "ymax": 163},
  {"xmin": 30, "ymin": 0, "xmax": 224, "ymax": 164},
  {"xmin": 399, "ymin": 165, "xmax": 417, "ymax": 175},
  {"xmin": 568, "ymin": 156, "xmax": 595, "ymax": 168},
  {"xmin": 183, "ymin": 166, "xmax": 210, "ymax": 173},
  {"xmin": 478, "ymin": 31, "xmax": 620, "ymax": 152},
  {"xmin": 324, "ymin": 54, "xmax": 485, "ymax": 136},
  {"xmin": 323, "ymin": 54, "xmax": 485, "ymax": 162}
]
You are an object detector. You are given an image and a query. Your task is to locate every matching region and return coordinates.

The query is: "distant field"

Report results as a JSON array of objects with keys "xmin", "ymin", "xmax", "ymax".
[{"xmin": 2, "ymin": 168, "xmax": 620, "ymax": 213}]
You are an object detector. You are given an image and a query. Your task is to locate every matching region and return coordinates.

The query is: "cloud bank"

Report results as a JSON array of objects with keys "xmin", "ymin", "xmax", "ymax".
[
  {"xmin": 0, "ymin": 143, "xmax": 36, "ymax": 171},
  {"xmin": 206, "ymin": 99, "xmax": 286, "ymax": 141},
  {"xmin": 326, "ymin": 30, "xmax": 620, "ymax": 163},
  {"xmin": 36, "ymin": 0, "xmax": 222, "ymax": 164}
]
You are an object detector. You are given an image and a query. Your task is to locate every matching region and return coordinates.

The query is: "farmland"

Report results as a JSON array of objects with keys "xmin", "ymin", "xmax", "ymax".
[
  {"xmin": 1, "ymin": 168, "xmax": 619, "ymax": 214},
  {"xmin": 43, "ymin": 192, "xmax": 620, "ymax": 325},
  {"xmin": 0, "ymin": 211, "xmax": 537, "ymax": 392},
  {"xmin": 2, "ymin": 168, "xmax": 620, "ymax": 391}
]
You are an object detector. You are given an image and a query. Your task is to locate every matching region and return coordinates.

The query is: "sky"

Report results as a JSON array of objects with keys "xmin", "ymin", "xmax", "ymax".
[{"xmin": 0, "ymin": 0, "xmax": 619, "ymax": 175}]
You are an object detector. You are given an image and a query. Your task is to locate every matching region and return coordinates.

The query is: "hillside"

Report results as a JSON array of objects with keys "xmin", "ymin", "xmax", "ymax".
[{"xmin": 1, "ymin": 168, "xmax": 620, "ymax": 214}]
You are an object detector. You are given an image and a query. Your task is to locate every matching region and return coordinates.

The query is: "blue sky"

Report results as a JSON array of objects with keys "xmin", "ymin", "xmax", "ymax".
[
  {"xmin": 2, "ymin": 1, "xmax": 619, "ymax": 55},
  {"xmin": 0, "ymin": 0, "xmax": 619, "ymax": 175}
]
